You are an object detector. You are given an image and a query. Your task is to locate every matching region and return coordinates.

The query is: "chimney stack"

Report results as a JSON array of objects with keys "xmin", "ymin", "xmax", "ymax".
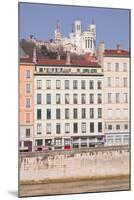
[
  {"xmin": 98, "ymin": 42, "xmax": 105, "ymax": 66},
  {"xmin": 117, "ymin": 44, "xmax": 123, "ymax": 53},
  {"xmin": 66, "ymin": 51, "xmax": 71, "ymax": 65},
  {"xmin": 33, "ymin": 46, "xmax": 37, "ymax": 63},
  {"xmin": 85, "ymin": 52, "xmax": 91, "ymax": 62},
  {"xmin": 117, "ymin": 44, "xmax": 122, "ymax": 50},
  {"xmin": 57, "ymin": 53, "xmax": 61, "ymax": 61}
]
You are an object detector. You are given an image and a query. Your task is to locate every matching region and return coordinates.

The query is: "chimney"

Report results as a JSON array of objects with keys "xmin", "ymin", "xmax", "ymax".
[
  {"xmin": 98, "ymin": 42, "xmax": 105, "ymax": 66},
  {"xmin": 57, "ymin": 53, "xmax": 61, "ymax": 61},
  {"xmin": 117, "ymin": 44, "xmax": 122, "ymax": 53},
  {"xmin": 33, "ymin": 46, "xmax": 37, "ymax": 63},
  {"xmin": 117, "ymin": 44, "xmax": 122, "ymax": 50},
  {"xmin": 85, "ymin": 52, "xmax": 91, "ymax": 62},
  {"xmin": 66, "ymin": 51, "xmax": 71, "ymax": 65}
]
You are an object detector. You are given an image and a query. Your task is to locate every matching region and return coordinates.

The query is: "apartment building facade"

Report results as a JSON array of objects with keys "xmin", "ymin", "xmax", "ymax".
[
  {"xmin": 19, "ymin": 57, "xmax": 35, "ymax": 152},
  {"xmin": 98, "ymin": 43, "xmax": 130, "ymax": 146},
  {"xmin": 33, "ymin": 58, "xmax": 105, "ymax": 150}
]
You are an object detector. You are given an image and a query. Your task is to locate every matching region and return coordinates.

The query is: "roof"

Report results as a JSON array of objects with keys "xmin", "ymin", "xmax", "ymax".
[
  {"xmin": 20, "ymin": 57, "xmax": 33, "ymax": 63},
  {"xmin": 104, "ymin": 49, "xmax": 129, "ymax": 57},
  {"xmin": 36, "ymin": 58, "xmax": 101, "ymax": 67}
]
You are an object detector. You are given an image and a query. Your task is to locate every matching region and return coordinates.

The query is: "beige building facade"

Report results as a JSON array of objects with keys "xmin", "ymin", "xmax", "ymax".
[{"xmin": 98, "ymin": 43, "xmax": 130, "ymax": 146}]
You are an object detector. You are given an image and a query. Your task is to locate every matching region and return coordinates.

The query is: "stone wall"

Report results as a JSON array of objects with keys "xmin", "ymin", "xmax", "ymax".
[{"xmin": 20, "ymin": 146, "xmax": 130, "ymax": 181}]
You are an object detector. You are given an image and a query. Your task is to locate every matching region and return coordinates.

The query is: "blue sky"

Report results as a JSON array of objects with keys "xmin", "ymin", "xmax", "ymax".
[{"xmin": 19, "ymin": 2, "xmax": 130, "ymax": 50}]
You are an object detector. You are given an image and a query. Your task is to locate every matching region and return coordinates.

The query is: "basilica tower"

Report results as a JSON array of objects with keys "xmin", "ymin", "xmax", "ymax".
[{"xmin": 54, "ymin": 19, "xmax": 62, "ymax": 41}]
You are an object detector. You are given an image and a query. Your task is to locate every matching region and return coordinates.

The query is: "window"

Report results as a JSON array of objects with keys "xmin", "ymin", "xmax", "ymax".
[
  {"xmin": 56, "ymin": 123, "xmax": 61, "ymax": 134},
  {"xmin": 37, "ymin": 80, "xmax": 42, "ymax": 89},
  {"xmin": 73, "ymin": 123, "xmax": 78, "ymax": 133},
  {"xmin": 73, "ymin": 108, "xmax": 78, "ymax": 119},
  {"xmin": 73, "ymin": 80, "xmax": 78, "ymax": 89},
  {"xmin": 123, "ymin": 93, "xmax": 128, "ymax": 103},
  {"xmin": 124, "ymin": 135, "xmax": 129, "ymax": 144},
  {"xmin": 39, "ymin": 68, "xmax": 43, "ymax": 72},
  {"xmin": 81, "ymin": 80, "xmax": 86, "ymax": 89},
  {"xmin": 56, "ymin": 109, "xmax": 61, "ymax": 119},
  {"xmin": 56, "ymin": 94, "xmax": 61, "ymax": 104},
  {"xmin": 115, "ymin": 109, "xmax": 120, "ymax": 119},
  {"xmin": 98, "ymin": 122, "xmax": 102, "ymax": 132},
  {"xmin": 73, "ymin": 94, "xmax": 78, "ymax": 104},
  {"xmin": 108, "ymin": 125, "xmax": 112, "ymax": 130},
  {"xmin": 124, "ymin": 124, "xmax": 128, "ymax": 130},
  {"xmin": 81, "ymin": 123, "xmax": 86, "ymax": 133},
  {"xmin": 37, "ymin": 94, "xmax": 41, "ymax": 104},
  {"xmin": 65, "ymin": 80, "xmax": 69, "ymax": 89},
  {"xmin": 81, "ymin": 94, "xmax": 86, "ymax": 104},
  {"xmin": 90, "ymin": 122, "xmax": 94, "ymax": 133},
  {"xmin": 26, "ymin": 98, "xmax": 30, "ymax": 107},
  {"xmin": 26, "ymin": 83, "xmax": 30, "ymax": 93},
  {"xmin": 98, "ymin": 108, "xmax": 102, "ymax": 118},
  {"xmin": 124, "ymin": 109, "xmax": 128, "ymax": 119},
  {"xmin": 115, "ymin": 93, "xmax": 120, "ymax": 103},
  {"xmin": 123, "ymin": 63, "xmax": 127, "ymax": 72},
  {"xmin": 65, "ymin": 94, "xmax": 69, "ymax": 104},
  {"xmin": 97, "ymin": 81, "xmax": 102, "ymax": 89},
  {"xmin": 65, "ymin": 109, "xmax": 69, "ymax": 119},
  {"xmin": 26, "ymin": 128, "xmax": 30, "ymax": 137},
  {"xmin": 55, "ymin": 138, "xmax": 62, "ymax": 145},
  {"xmin": 46, "ymin": 80, "xmax": 51, "ymax": 89},
  {"xmin": 26, "ymin": 70, "xmax": 30, "ymax": 78},
  {"xmin": 65, "ymin": 123, "xmax": 70, "ymax": 133},
  {"xmin": 37, "ymin": 123, "xmax": 42, "ymax": 134},
  {"xmin": 115, "ymin": 77, "xmax": 119, "ymax": 87},
  {"xmin": 107, "ymin": 77, "xmax": 111, "ymax": 87},
  {"xmin": 90, "ymin": 94, "xmax": 94, "ymax": 104},
  {"xmin": 115, "ymin": 63, "xmax": 119, "ymax": 72},
  {"xmin": 107, "ymin": 136, "xmax": 113, "ymax": 144},
  {"xmin": 98, "ymin": 94, "xmax": 102, "ymax": 104},
  {"xmin": 82, "ymin": 108, "xmax": 86, "ymax": 119},
  {"xmin": 107, "ymin": 63, "xmax": 111, "ymax": 71},
  {"xmin": 26, "ymin": 113, "xmax": 30, "ymax": 123},
  {"xmin": 116, "ymin": 124, "xmax": 120, "ymax": 130},
  {"xmin": 123, "ymin": 77, "xmax": 127, "ymax": 87},
  {"xmin": 47, "ymin": 68, "xmax": 53, "ymax": 72},
  {"xmin": 89, "ymin": 80, "xmax": 94, "ymax": 89},
  {"xmin": 36, "ymin": 139, "xmax": 43, "ymax": 146},
  {"xmin": 115, "ymin": 135, "xmax": 122, "ymax": 144},
  {"xmin": 46, "ymin": 123, "xmax": 51, "ymax": 134},
  {"xmin": 64, "ymin": 139, "xmax": 70, "ymax": 145},
  {"xmin": 47, "ymin": 109, "xmax": 51, "ymax": 119},
  {"xmin": 108, "ymin": 93, "xmax": 112, "ymax": 103},
  {"xmin": 37, "ymin": 109, "xmax": 41, "ymax": 120},
  {"xmin": 46, "ymin": 94, "xmax": 51, "ymax": 104},
  {"xmin": 108, "ymin": 109, "xmax": 112, "ymax": 119},
  {"xmin": 90, "ymin": 108, "xmax": 94, "ymax": 118},
  {"xmin": 56, "ymin": 80, "xmax": 61, "ymax": 89}
]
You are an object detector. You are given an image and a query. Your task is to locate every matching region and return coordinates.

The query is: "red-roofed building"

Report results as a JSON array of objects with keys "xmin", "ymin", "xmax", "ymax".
[{"xmin": 33, "ymin": 54, "xmax": 104, "ymax": 151}]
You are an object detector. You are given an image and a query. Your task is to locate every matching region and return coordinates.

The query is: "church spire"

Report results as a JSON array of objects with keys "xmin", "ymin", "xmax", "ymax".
[
  {"xmin": 54, "ymin": 18, "xmax": 62, "ymax": 41},
  {"xmin": 56, "ymin": 19, "xmax": 61, "ymax": 32}
]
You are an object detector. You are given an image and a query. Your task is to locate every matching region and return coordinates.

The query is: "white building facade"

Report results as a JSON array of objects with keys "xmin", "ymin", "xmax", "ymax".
[{"xmin": 33, "ymin": 62, "xmax": 104, "ymax": 150}]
